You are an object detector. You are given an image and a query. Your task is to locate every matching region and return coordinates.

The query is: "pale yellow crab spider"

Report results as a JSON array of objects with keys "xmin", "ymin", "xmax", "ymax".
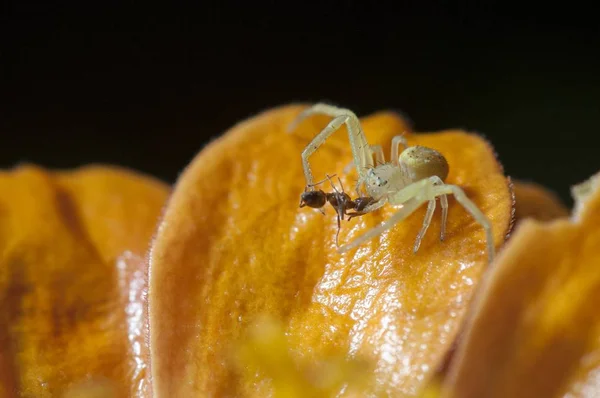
[{"xmin": 288, "ymin": 103, "xmax": 495, "ymax": 263}]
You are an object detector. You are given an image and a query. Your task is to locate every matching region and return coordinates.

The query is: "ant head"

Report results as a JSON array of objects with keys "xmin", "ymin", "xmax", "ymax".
[{"xmin": 299, "ymin": 190, "xmax": 327, "ymax": 209}]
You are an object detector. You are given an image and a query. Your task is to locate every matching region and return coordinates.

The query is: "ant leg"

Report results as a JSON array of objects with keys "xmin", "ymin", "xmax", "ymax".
[
  {"xmin": 324, "ymin": 174, "xmax": 342, "ymax": 193},
  {"xmin": 335, "ymin": 212, "xmax": 342, "ymax": 247},
  {"xmin": 391, "ymin": 134, "xmax": 409, "ymax": 165},
  {"xmin": 413, "ymin": 199, "xmax": 436, "ymax": 253}
]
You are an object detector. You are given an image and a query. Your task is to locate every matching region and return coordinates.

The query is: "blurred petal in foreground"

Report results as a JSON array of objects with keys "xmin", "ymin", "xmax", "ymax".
[
  {"xmin": 0, "ymin": 165, "xmax": 169, "ymax": 397},
  {"xmin": 148, "ymin": 104, "xmax": 513, "ymax": 397},
  {"xmin": 445, "ymin": 171, "xmax": 600, "ymax": 398}
]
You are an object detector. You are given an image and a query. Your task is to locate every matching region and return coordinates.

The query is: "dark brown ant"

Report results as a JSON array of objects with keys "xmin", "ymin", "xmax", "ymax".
[{"xmin": 299, "ymin": 174, "xmax": 375, "ymax": 246}]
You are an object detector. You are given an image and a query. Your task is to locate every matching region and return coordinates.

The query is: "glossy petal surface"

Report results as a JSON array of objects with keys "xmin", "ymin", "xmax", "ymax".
[
  {"xmin": 148, "ymin": 104, "xmax": 513, "ymax": 397},
  {"xmin": 0, "ymin": 165, "xmax": 168, "ymax": 398}
]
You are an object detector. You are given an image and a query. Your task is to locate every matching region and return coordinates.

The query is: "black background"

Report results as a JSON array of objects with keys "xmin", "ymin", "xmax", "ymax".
[{"xmin": 2, "ymin": 3, "xmax": 599, "ymax": 205}]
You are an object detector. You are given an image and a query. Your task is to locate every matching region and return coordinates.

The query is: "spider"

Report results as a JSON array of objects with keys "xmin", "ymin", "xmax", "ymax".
[
  {"xmin": 299, "ymin": 174, "xmax": 375, "ymax": 246},
  {"xmin": 288, "ymin": 103, "xmax": 495, "ymax": 262}
]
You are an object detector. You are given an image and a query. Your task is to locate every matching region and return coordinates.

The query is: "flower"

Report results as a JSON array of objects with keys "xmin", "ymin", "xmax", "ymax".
[{"xmin": 2, "ymin": 104, "xmax": 596, "ymax": 398}]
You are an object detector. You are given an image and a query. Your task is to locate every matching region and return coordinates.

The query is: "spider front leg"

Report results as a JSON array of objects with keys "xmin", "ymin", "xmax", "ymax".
[
  {"xmin": 342, "ymin": 144, "xmax": 385, "ymax": 175},
  {"xmin": 300, "ymin": 115, "xmax": 350, "ymax": 188},
  {"xmin": 288, "ymin": 103, "xmax": 374, "ymax": 188},
  {"xmin": 338, "ymin": 193, "xmax": 426, "ymax": 254},
  {"xmin": 343, "ymin": 133, "xmax": 408, "ymax": 172},
  {"xmin": 338, "ymin": 177, "xmax": 494, "ymax": 263}
]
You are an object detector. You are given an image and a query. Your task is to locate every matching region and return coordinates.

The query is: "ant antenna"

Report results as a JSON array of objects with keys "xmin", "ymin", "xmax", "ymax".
[
  {"xmin": 307, "ymin": 174, "xmax": 338, "ymax": 189},
  {"xmin": 337, "ymin": 176, "xmax": 345, "ymax": 193},
  {"xmin": 325, "ymin": 174, "xmax": 343, "ymax": 194}
]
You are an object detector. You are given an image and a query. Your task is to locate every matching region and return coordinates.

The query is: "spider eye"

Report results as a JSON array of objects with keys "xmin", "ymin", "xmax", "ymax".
[{"xmin": 376, "ymin": 177, "xmax": 388, "ymax": 187}]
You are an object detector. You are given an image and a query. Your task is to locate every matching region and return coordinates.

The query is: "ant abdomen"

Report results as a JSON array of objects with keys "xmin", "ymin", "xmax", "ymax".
[{"xmin": 353, "ymin": 196, "xmax": 375, "ymax": 212}]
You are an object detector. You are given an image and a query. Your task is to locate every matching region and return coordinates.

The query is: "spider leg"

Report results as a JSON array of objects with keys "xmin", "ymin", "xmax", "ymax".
[
  {"xmin": 371, "ymin": 145, "xmax": 385, "ymax": 165},
  {"xmin": 338, "ymin": 178, "xmax": 433, "ymax": 253},
  {"xmin": 338, "ymin": 196, "xmax": 424, "ymax": 253},
  {"xmin": 287, "ymin": 103, "xmax": 353, "ymax": 133},
  {"xmin": 432, "ymin": 184, "xmax": 495, "ymax": 263},
  {"xmin": 339, "ymin": 176, "xmax": 493, "ymax": 262},
  {"xmin": 289, "ymin": 103, "xmax": 373, "ymax": 187},
  {"xmin": 391, "ymin": 134, "xmax": 409, "ymax": 165},
  {"xmin": 300, "ymin": 115, "xmax": 349, "ymax": 188},
  {"xmin": 427, "ymin": 176, "xmax": 449, "ymax": 241},
  {"xmin": 354, "ymin": 175, "xmax": 364, "ymax": 197},
  {"xmin": 342, "ymin": 161, "xmax": 354, "ymax": 175},
  {"xmin": 413, "ymin": 199, "xmax": 436, "ymax": 253},
  {"xmin": 343, "ymin": 144, "xmax": 385, "ymax": 174},
  {"xmin": 439, "ymin": 193, "xmax": 448, "ymax": 241}
]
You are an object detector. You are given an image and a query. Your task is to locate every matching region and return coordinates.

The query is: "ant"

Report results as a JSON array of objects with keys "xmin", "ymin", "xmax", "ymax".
[{"xmin": 299, "ymin": 174, "xmax": 375, "ymax": 246}]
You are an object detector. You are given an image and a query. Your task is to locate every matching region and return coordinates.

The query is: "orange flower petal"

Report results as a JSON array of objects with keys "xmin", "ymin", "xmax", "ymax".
[
  {"xmin": 148, "ymin": 104, "xmax": 513, "ymax": 396},
  {"xmin": 513, "ymin": 180, "xmax": 569, "ymax": 222},
  {"xmin": 0, "ymin": 165, "xmax": 169, "ymax": 397},
  {"xmin": 444, "ymin": 171, "xmax": 600, "ymax": 398}
]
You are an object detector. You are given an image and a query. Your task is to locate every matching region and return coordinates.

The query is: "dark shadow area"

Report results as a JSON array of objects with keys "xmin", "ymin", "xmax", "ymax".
[{"xmin": 2, "ymin": 3, "xmax": 598, "ymax": 206}]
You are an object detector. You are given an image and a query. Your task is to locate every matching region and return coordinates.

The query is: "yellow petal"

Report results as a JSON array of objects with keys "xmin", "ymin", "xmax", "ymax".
[
  {"xmin": 233, "ymin": 315, "xmax": 376, "ymax": 398},
  {"xmin": 444, "ymin": 171, "xmax": 600, "ymax": 398},
  {"xmin": 0, "ymin": 165, "xmax": 169, "ymax": 397},
  {"xmin": 148, "ymin": 104, "xmax": 513, "ymax": 396}
]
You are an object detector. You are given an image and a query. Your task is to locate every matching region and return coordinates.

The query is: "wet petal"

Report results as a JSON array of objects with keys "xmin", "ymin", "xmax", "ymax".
[
  {"xmin": 0, "ymin": 165, "xmax": 168, "ymax": 397},
  {"xmin": 444, "ymin": 171, "xmax": 600, "ymax": 398},
  {"xmin": 148, "ymin": 104, "xmax": 513, "ymax": 396}
]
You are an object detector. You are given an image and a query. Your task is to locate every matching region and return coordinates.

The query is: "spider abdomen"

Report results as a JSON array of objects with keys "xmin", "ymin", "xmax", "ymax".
[{"xmin": 399, "ymin": 146, "xmax": 449, "ymax": 182}]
